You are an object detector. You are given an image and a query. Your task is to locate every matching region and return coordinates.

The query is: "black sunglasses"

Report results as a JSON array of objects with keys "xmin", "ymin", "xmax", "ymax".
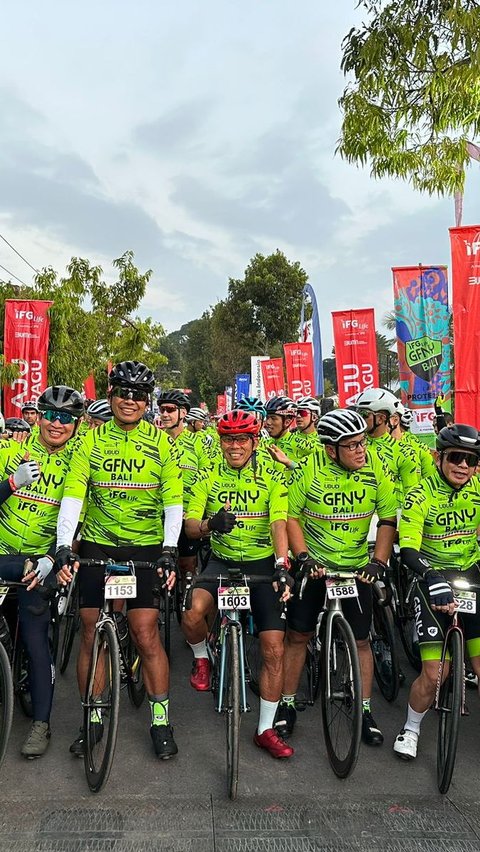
[
  {"xmin": 444, "ymin": 450, "xmax": 479, "ymax": 468},
  {"xmin": 111, "ymin": 386, "xmax": 149, "ymax": 402}
]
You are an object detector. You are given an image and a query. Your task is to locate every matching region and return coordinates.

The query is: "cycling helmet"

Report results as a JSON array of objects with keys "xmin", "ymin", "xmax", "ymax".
[
  {"xmin": 5, "ymin": 417, "xmax": 31, "ymax": 433},
  {"xmin": 37, "ymin": 386, "xmax": 85, "ymax": 417},
  {"xmin": 436, "ymin": 424, "xmax": 480, "ymax": 454},
  {"xmin": 317, "ymin": 409, "xmax": 367, "ymax": 445},
  {"xmin": 236, "ymin": 396, "xmax": 267, "ymax": 417},
  {"xmin": 217, "ymin": 410, "xmax": 261, "ymax": 436},
  {"xmin": 400, "ymin": 407, "xmax": 414, "ymax": 428},
  {"xmin": 87, "ymin": 399, "xmax": 113, "ymax": 422},
  {"xmin": 265, "ymin": 396, "xmax": 297, "ymax": 417},
  {"xmin": 158, "ymin": 390, "xmax": 191, "ymax": 411},
  {"xmin": 21, "ymin": 400, "xmax": 39, "ymax": 412},
  {"xmin": 185, "ymin": 407, "xmax": 208, "ymax": 423},
  {"xmin": 354, "ymin": 387, "xmax": 400, "ymax": 416},
  {"xmin": 296, "ymin": 396, "xmax": 321, "ymax": 416},
  {"xmin": 108, "ymin": 361, "xmax": 155, "ymax": 392}
]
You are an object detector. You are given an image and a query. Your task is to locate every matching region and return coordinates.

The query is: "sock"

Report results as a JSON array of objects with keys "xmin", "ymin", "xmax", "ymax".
[
  {"xmin": 90, "ymin": 698, "xmax": 103, "ymax": 724},
  {"xmin": 405, "ymin": 704, "xmax": 427, "ymax": 735},
  {"xmin": 362, "ymin": 698, "xmax": 371, "ymax": 714},
  {"xmin": 149, "ymin": 693, "xmax": 169, "ymax": 727},
  {"xmin": 188, "ymin": 640, "xmax": 208, "ymax": 659},
  {"xmin": 281, "ymin": 693, "xmax": 296, "ymax": 707},
  {"xmin": 257, "ymin": 698, "xmax": 278, "ymax": 735}
]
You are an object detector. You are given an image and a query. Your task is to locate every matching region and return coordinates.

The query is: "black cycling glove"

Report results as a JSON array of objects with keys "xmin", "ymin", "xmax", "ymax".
[
  {"xmin": 54, "ymin": 546, "xmax": 77, "ymax": 573},
  {"xmin": 424, "ymin": 569, "xmax": 454, "ymax": 607},
  {"xmin": 357, "ymin": 558, "xmax": 387, "ymax": 584},
  {"xmin": 207, "ymin": 508, "xmax": 237, "ymax": 534},
  {"xmin": 157, "ymin": 546, "xmax": 177, "ymax": 575}
]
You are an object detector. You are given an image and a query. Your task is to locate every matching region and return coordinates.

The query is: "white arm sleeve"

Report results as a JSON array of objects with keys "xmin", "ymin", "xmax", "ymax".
[
  {"xmin": 56, "ymin": 496, "xmax": 83, "ymax": 548},
  {"xmin": 163, "ymin": 504, "xmax": 183, "ymax": 547}
]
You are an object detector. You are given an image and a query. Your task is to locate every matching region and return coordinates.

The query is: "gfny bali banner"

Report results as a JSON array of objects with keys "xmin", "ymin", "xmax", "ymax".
[
  {"xmin": 450, "ymin": 227, "xmax": 480, "ymax": 426},
  {"xmin": 261, "ymin": 358, "xmax": 286, "ymax": 400},
  {"xmin": 331, "ymin": 309, "xmax": 378, "ymax": 407},
  {"xmin": 3, "ymin": 299, "xmax": 53, "ymax": 419},
  {"xmin": 392, "ymin": 266, "xmax": 450, "ymax": 434},
  {"xmin": 283, "ymin": 343, "xmax": 315, "ymax": 400}
]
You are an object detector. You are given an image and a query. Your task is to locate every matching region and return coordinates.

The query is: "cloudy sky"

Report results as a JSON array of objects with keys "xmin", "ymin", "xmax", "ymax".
[{"xmin": 1, "ymin": 0, "xmax": 478, "ymax": 353}]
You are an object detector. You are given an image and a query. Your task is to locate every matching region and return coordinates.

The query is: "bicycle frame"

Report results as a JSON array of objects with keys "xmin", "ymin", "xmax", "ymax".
[{"xmin": 214, "ymin": 611, "xmax": 249, "ymax": 715}]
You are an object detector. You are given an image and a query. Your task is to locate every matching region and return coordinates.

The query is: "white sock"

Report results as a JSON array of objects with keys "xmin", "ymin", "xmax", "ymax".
[
  {"xmin": 405, "ymin": 704, "xmax": 428, "ymax": 734},
  {"xmin": 257, "ymin": 698, "xmax": 278, "ymax": 735},
  {"xmin": 188, "ymin": 640, "xmax": 208, "ymax": 659}
]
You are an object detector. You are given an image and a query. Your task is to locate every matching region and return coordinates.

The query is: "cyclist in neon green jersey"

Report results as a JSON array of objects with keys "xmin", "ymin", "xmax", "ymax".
[
  {"xmin": 276, "ymin": 409, "xmax": 397, "ymax": 746},
  {"xmin": 183, "ymin": 409, "xmax": 295, "ymax": 759},
  {"xmin": 394, "ymin": 424, "xmax": 480, "ymax": 760},
  {"xmin": 55, "ymin": 361, "xmax": 183, "ymax": 761},
  {"xmin": 264, "ymin": 396, "xmax": 303, "ymax": 472},
  {"xmin": 291, "ymin": 396, "xmax": 320, "ymax": 460},
  {"xmin": 21, "ymin": 400, "xmax": 40, "ymax": 434},
  {"xmin": 390, "ymin": 404, "xmax": 436, "ymax": 479}
]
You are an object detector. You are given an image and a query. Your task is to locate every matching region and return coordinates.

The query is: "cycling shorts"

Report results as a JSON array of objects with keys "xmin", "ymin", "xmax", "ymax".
[
  {"xmin": 193, "ymin": 554, "xmax": 285, "ymax": 634},
  {"xmin": 413, "ymin": 565, "xmax": 480, "ymax": 661},
  {"xmin": 78, "ymin": 541, "xmax": 162, "ymax": 610},
  {"xmin": 177, "ymin": 521, "xmax": 201, "ymax": 559},
  {"xmin": 286, "ymin": 574, "xmax": 372, "ymax": 640}
]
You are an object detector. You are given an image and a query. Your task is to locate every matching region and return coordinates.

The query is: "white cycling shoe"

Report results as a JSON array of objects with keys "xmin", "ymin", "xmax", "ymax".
[{"xmin": 393, "ymin": 728, "xmax": 419, "ymax": 760}]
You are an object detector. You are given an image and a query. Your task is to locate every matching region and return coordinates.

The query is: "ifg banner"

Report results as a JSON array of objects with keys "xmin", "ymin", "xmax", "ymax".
[{"xmin": 392, "ymin": 266, "xmax": 451, "ymax": 434}]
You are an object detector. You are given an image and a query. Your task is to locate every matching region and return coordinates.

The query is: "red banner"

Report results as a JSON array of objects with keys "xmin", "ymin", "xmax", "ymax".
[
  {"xmin": 83, "ymin": 373, "xmax": 97, "ymax": 400},
  {"xmin": 450, "ymin": 226, "xmax": 480, "ymax": 425},
  {"xmin": 283, "ymin": 343, "xmax": 315, "ymax": 400},
  {"xmin": 3, "ymin": 300, "xmax": 53, "ymax": 418},
  {"xmin": 261, "ymin": 358, "xmax": 286, "ymax": 400},
  {"xmin": 216, "ymin": 394, "xmax": 226, "ymax": 416},
  {"xmin": 331, "ymin": 308, "xmax": 378, "ymax": 407}
]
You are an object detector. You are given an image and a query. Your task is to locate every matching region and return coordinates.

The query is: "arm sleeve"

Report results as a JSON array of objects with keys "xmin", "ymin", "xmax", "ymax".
[
  {"xmin": 56, "ymin": 496, "xmax": 84, "ymax": 548},
  {"xmin": 400, "ymin": 547, "xmax": 432, "ymax": 577},
  {"xmin": 163, "ymin": 504, "xmax": 183, "ymax": 547}
]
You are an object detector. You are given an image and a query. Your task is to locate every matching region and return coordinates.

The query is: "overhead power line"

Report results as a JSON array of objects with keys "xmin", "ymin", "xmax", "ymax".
[
  {"xmin": 0, "ymin": 233, "xmax": 39, "ymax": 274},
  {"xmin": 0, "ymin": 263, "xmax": 28, "ymax": 286}
]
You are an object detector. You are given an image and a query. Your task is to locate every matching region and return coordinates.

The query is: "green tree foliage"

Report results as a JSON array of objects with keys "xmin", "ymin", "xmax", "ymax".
[{"xmin": 338, "ymin": 0, "xmax": 480, "ymax": 194}]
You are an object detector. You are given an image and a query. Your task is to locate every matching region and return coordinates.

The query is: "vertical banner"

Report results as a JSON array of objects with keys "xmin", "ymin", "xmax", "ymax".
[
  {"xmin": 250, "ymin": 355, "xmax": 269, "ymax": 399},
  {"xmin": 234, "ymin": 373, "xmax": 250, "ymax": 404},
  {"xmin": 450, "ymin": 228, "xmax": 480, "ymax": 424},
  {"xmin": 83, "ymin": 373, "xmax": 96, "ymax": 400},
  {"xmin": 225, "ymin": 386, "xmax": 233, "ymax": 412},
  {"xmin": 393, "ymin": 266, "xmax": 451, "ymax": 434},
  {"xmin": 300, "ymin": 284, "xmax": 324, "ymax": 395},
  {"xmin": 283, "ymin": 343, "xmax": 315, "ymax": 400},
  {"xmin": 261, "ymin": 358, "xmax": 286, "ymax": 400},
  {"xmin": 3, "ymin": 299, "xmax": 53, "ymax": 418},
  {"xmin": 216, "ymin": 394, "xmax": 226, "ymax": 416},
  {"xmin": 331, "ymin": 308, "xmax": 378, "ymax": 407}
]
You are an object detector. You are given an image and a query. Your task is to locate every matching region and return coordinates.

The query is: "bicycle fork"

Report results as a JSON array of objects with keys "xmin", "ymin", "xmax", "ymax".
[{"xmin": 216, "ymin": 617, "xmax": 249, "ymax": 714}]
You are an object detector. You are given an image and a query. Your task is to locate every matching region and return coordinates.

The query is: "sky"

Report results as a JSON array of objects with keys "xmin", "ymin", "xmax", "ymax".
[{"xmin": 1, "ymin": 0, "xmax": 479, "ymax": 354}]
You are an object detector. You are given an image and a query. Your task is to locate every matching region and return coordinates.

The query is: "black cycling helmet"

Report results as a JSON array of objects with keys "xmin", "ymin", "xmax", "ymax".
[
  {"xmin": 157, "ymin": 389, "xmax": 191, "ymax": 411},
  {"xmin": 109, "ymin": 361, "xmax": 155, "ymax": 393},
  {"xmin": 264, "ymin": 396, "xmax": 297, "ymax": 417},
  {"xmin": 436, "ymin": 424, "xmax": 480, "ymax": 455},
  {"xmin": 37, "ymin": 386, "xmax": 85, "ymax": 417},
  {"xmin": 5, "ymin": 417, "xmax": 31, "ymax": 433}
]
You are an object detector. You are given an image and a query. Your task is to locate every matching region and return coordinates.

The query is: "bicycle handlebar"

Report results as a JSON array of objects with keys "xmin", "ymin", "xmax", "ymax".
[{"xmin": 182, "ymin": 571, "xmax": 288, "ymax": 612}]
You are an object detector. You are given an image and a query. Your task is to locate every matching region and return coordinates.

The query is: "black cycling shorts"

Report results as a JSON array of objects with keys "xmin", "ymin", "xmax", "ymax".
[
  {"xmin": 177, "ymin": 521, "xmax": 201, "ymax": 559},
  {"xmin": 194, "ymin": 554, "xmax": 286, "ymax": 634},
  {"xmin": 287, "ymin": 574, "xmax": 372, "ymax": 640},
  {"xmin": 78, "ymin": 541, "xmax": 163, "ymax": 610},
  {"xmin": 413, "ymin": 565, "xmax": 480, "ymax": 661}
]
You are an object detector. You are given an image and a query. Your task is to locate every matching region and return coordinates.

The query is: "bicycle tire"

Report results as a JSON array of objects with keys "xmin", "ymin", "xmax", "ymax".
[
  {"xmin": 437, "ymin": 628, "xmax": 463, "ymax": 794},
  {"xmin": 320, "ymin": 612, "xmax": 362, "ymax": 778},
  {"xmin": 83, "ymin": 620, "xmax": 120, "ymax": 793},
  {"xmin": 174, "ymin": 579, "xmax": 183, "ymax": 625},
  {"xmin": 49, "ymin": 602, "xmax": 60, "ymax": 668},
  {"xmin": 394, "ymin": 570, "xmax": 422, "ymax": 673},
  {"xmin": 306, "ymin": 633, "xmax": 321, "ymax": 705},
  {"xmin": 0, "ymin": 639, "xmax": 14, "ymax": 767},
  {"xmin": 14, "ymin": 642, "xmax": 33, "ymax": 718},
  {"xmin": 371, "ymin": 587, "xmax": 400, "ymax": 703},
  {"xmin": 126, "ymin": 637, "xmax": 145, "ymax": 708},
  {"xmin": 59, "ymin": 584, "xmax": 80, "ymax": 675},
  {"xmin": 244, "ymin": 622, "xmax": 261, "ymax": 697},
  {"xmin": 160, "ymin": 590, "xmax": 171, "ymax": 662},
  {"xmin": 225, "ymin": 623, "xmax": 241, "ymax": 800}
]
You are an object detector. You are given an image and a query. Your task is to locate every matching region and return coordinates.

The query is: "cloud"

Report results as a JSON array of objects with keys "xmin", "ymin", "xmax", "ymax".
[{"xmin": 134, "ymin": 99, "xmax": 214, "ymax": 155}]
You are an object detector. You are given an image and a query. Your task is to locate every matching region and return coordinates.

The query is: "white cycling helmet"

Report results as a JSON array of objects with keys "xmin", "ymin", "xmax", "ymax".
[
  {"xmin": 87, "ymin": 399, "xmax": 113, "ymax": 422},
  {"xmin": 400, "ymin": 407, "xmax": 414, "ymax": 428},
  {"xmin": 354, "ymin": 387, "xmax": 400, "ymax": 417},
  {"xmin": 295, "ymin": 396, "xmax": 321, "ymax": 416},
  {"xmin": 317, "ymin": 409, "xmax": 367, "ymax": 445},
  {"xmin": 185, "ymin": 407, "xmax": 208, "ymax": 423}
]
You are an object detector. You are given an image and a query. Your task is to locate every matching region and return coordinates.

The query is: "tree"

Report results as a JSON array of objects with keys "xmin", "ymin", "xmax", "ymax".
[{"xmin": 338, "ymin": 0, "xmax": 480, "ymax": 195}]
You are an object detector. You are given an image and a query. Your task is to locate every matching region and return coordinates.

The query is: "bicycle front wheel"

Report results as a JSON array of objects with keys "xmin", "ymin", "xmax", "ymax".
[
  {"xmin": 371, "ymin": 587, "xmax": 400, "ymax": 703},
  {"xmin": 159, "ymin": 590, "xmax": 171, "ymax": 662},
  {"xmin": 320, "ymin": 613, "xmax": 362, "ymax": 778},
  {"xmin": 437, "ymin": 628, "xmax": 463, "ymax": 794},
  {"xmin": 83, "ymin": 620, "xmax": 120, "ymax": 793},
  {"xmin": 225, "ymin": 624, "xmax": 241, "ymax": 800},
  {"xmin": 0, "ymin": 639, "xmax": 14, "ymax": 767},
  {"xmin": 59, "ymin": 583, "xmax": 80, "ymax": 675}
]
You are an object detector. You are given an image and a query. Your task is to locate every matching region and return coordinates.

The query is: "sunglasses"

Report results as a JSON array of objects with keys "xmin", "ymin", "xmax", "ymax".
[
  {"xmin": 357, "ymin": 409, "xmax": 373, "ymax": 418},
  {"xmin": 159, "ymin": 405, "xmax": 178, "ymax": 414},
  {"xmin": 220, "ymin": 435, "xmax": 252, "ymax": 445},
  {"xmin": 296, "ymin": 409, "xmax": 311, "ymax": 418},
  {"xmin": 111, "ymin": 386, "xmax": 149, "ymax": 402},
  {"xmin": 445, "ymin": 450, "xmax": 479, "ymax": 468},
  {"xmin": 42, "ymin": 409, "xmax": 78, "ymax": 425}
]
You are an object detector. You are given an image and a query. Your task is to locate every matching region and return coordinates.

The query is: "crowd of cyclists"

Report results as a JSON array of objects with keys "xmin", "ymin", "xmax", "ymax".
[{"xmin": 0, "ymin": 359, "xmax": 479, "ymax": 775}]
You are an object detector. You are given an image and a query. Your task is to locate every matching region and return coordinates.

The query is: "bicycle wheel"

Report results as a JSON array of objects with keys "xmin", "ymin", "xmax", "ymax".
[
  {"xmin": 437, "ymin": 629, "xmax": 463, "ymax": 795},
  {"xmin": 83, "ymin": 620, "xmax": 120, "ymax": 793},
  {"xmin": 49, "ymin": 600, "xmax": 60, "ymax": 668},
  {"xmin": 174, "ymin": 578, "xmax": 183, "ymax": 625},
  {"xmin": 306, "ymin": 633, "xmax": 321, "ymax": 705},
  {"xmin": 371, "ymin": 588, "xmax": 400, "ymax": 703},
  {"xmin": 395, "ymin": 573, "xmax": 422, "ymax": 672},
  {"xmin": 225, "ymin": 624, "xmax": 241, "ymax": 800},
  {"xmin": 14, "ymin": 642, "xmax": 33, "ymax": 718},
  {"xmin": 244, "ymin": 621, "xmax": 261, "ymax": 697},
  {"xmin": 320, "ymin": 613, "xmax": 362, "ymax": 778},
  {"xmin": 126, "ymin": 636, "xmax": 145, "ymax": 708},
  {"xmin": 0, "ymin": 639, "xmax": 14, "ymax": 768},
  {"xmin": 59, "ymin": 583, "xmax": 80, "ymax": 675},
  {"xmin": 159, "ymin": 590, "xmax": 171, "ymax": 662}
]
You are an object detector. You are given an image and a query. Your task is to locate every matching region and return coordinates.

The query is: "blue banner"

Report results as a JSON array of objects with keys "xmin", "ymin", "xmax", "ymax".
[
  {"xmin": 300, "ymin": 284, "xmax": 324, "ymax": 396},
  {"xmin": 235, "ymin": 373, "xmax": 250, "ymax": 403}
]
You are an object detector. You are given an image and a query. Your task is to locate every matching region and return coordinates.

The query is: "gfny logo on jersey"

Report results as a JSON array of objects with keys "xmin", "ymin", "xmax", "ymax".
[
  {"xmin": 323, "ymin": 490, "xmax": 366, "ymax": 509},
  {"xmin": 217, "ymin": 490, "xmax": 261, "ymax": 507},
  {"xmin": 436, "ymin": 508, "xmax": 476, "ymax": 528},
  {"xmin": 102, "ymin": 458, "xmax": 146, "ymax": 480}
]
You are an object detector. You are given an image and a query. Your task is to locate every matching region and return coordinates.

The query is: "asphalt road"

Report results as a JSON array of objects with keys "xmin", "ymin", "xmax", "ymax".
[{"xmin": 2, "ymin": 617, "xmax": 480, "ymax": 851}]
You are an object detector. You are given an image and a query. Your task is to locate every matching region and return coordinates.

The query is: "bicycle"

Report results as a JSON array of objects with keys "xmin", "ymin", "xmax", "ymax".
[
  {"xmin": 435, "ymin": 575, "xmax": 480, "ymax": 794},
  {"xmin": 388, "ymin": 548, "xmax": 421, "ymax": 672},
  {"xmin": 0, "ymin": 580, "xmax": 16, "ymax": 767},
  {"xmin": 183, "ymin": 568, "xmax": 285, "ymax": 800},
  {"xmin": 78, "ymin": 558, "xmax": 162, "ymax": 793},
  {"xmin": 370, "ymin": 573, "xmax": 401, "ymax": 703},
  {"xmin": 297, "ymin": 568, "xmax": 362, "ymax": 778}
]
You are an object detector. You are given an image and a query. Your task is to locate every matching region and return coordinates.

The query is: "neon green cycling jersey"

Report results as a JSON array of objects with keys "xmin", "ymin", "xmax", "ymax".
[
  {"xmin": 173, "ymin": 428, "xmax": 200, "ymax": 510},
  {"xmin": 290, "ymin": 430, "xmax": 319, "ymax": 460},
  {"xmin": 0, "ymin": 430, "xmax": 74, "ymax": 554},
  {"xmin": 399, "ymin": 468, "xmax": 480, "ymax": 571},
  {"xmin": 63, "ymin": 418, "xmax": 183, "ymax": 547},
  {"xmin": 288, "ymin": 447, "xmax": 397, "ymax": 569},
  {"xmin": 401, "ymin": 431, "xmax": 436, "ymax": 478},
  {"xmin": 186, "ymin": 456, "xmax": 288, "ymax": 561},
  {"xmin": 367, "ymin": 431, "xmax": 418, "ymax": 507}
]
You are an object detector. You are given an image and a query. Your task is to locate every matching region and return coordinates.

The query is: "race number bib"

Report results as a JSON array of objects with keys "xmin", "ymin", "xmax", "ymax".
[
  {"xmin": 326, "ymin": 578, "xmax": 358, "ymax": 600},
  {"xmin": 217, "ymin": 586, "xmax": 250, "ymax": 611},
  {"xmin": 454, "ymin": 589, "xmax": 476, "ymax": 614},
  {"xmin": 105, "ymin": 576, "xmax": 137, "ymax": 600}
]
